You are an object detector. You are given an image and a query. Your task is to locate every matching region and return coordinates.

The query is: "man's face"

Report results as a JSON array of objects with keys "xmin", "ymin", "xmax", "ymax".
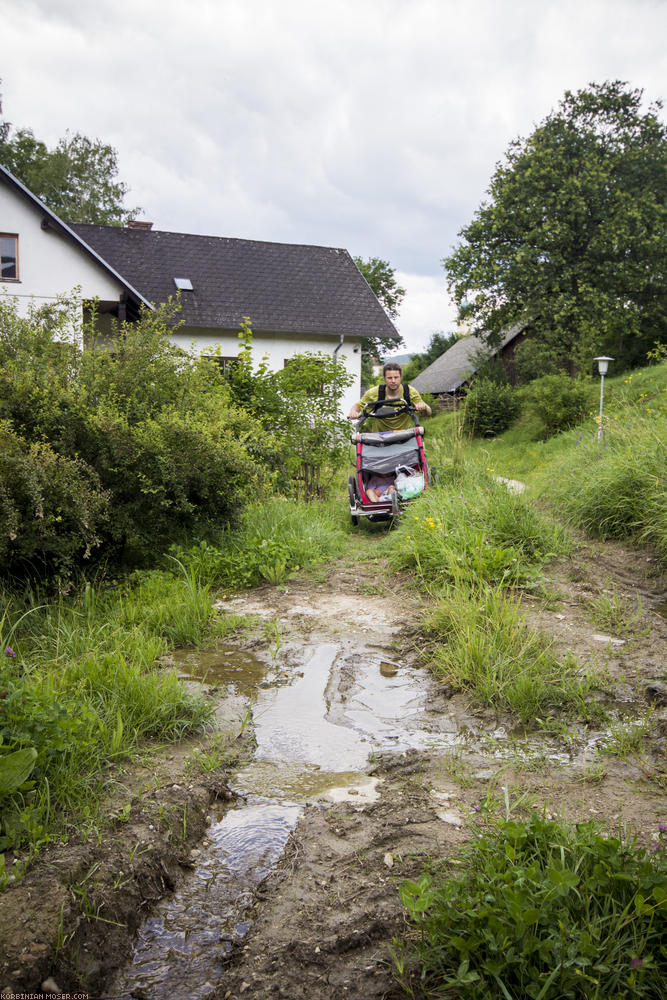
[{"xmin": 384, "ymin": 369, "xmax": 402, "ymax": 393}]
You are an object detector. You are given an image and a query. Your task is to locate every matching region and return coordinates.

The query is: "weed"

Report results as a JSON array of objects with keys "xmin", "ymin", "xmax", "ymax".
[
  {"xmin": 396, "ymin": 813, "xmax": 667, "ymax": 999},
  {"xmin": 599, "ymin": 715, "xmax": 655, "ymax": 758},
  {"xmin": 588, "ymin": 584, "xmax": 647, "ymax": 636},
  {"xmin": 425, "ymin": 584, "xmax": 598, "ymax": 724},
  {"xmin": 440, "ymin": 750, "xmax": 475, "ymax": 789}
]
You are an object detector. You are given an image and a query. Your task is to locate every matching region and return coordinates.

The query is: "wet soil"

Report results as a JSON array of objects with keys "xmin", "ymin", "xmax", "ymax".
[{"xmin": 1, "ymin": 533, "xmax": 666, "ymax": 1000}]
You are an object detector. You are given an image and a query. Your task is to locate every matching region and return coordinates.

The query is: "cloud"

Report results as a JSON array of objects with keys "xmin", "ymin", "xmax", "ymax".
[{"xmin": 1, "ymin": 0, "xmax": 665, "ymax": 350}]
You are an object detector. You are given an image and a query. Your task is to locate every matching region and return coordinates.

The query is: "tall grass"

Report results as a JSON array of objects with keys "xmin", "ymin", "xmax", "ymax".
[
  {"xmin": 0, "ymin": 566, "xmax": 219, "ymax": 856},
  {"xmin": 537, "ymin": 411, "xmax": 667, "ymax": 562},
  {"xmin": 425, "ymin": 583, "xmax": 595, "ymax": 723},
  {"xmin": 171, "ymin": 494, "xmax": 348, "ymax": 589},
  {"xmin": 389, "ymin": 462, "xmax": 570, "ymax": 591}
]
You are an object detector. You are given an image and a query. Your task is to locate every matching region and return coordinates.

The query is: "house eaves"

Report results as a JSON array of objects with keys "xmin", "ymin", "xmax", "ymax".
[{"xmin": 0, "ymin": 163, "xmax": 153, "ymax": 312}]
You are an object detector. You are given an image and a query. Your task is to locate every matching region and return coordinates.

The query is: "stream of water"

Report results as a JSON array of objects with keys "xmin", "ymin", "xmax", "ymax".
[{"xmin": 107, "ymin": 639, "xmax": 462, "ymax": 999}]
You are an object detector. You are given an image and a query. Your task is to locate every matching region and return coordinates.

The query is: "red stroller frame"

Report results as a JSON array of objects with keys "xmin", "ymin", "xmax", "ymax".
[{"xmin": 348, "ymin": 398, "xmax": 432, "ymax": 525}]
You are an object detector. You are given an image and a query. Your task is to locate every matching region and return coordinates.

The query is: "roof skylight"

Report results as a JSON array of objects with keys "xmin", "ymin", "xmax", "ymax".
[{"xmin": 174, "ymin": 277, "xmax": 193, "ymax": 290}]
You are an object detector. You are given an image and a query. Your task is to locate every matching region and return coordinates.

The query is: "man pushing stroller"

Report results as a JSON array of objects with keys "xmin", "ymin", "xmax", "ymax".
[{"xmin": 348, "ymin": 362, "xmax": 432, "ymax": 431}]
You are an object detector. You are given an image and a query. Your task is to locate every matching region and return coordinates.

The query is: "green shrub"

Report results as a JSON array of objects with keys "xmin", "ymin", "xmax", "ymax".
[
  {"xmin": 463, "ymin": 379, "xmax": 521, "ymax": 437},
  {"xmin": 398, "ymin": 814, "xmax": 667, "ymax": 1000},
  {"xmin": 0, "ymin": 421, "xmax": 108, "ymax": 574},
  {"xmin": 520, "ymin": 374, "xmax": 592, "ymax": 438}
]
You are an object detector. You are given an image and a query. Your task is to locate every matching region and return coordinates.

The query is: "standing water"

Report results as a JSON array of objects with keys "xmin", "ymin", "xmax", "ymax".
[{"xmin": 108, "ymin": 638, "xmax": 462, "ymax": 999}]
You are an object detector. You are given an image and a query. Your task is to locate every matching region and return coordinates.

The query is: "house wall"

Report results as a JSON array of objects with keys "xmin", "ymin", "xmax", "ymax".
[
  {"xmin": 170, "ymin": 327, "xmax": 363, "ymax": 416},
  {"xmin": 0, "ymin": 183, "xmax": 124, "ymax": 329}
]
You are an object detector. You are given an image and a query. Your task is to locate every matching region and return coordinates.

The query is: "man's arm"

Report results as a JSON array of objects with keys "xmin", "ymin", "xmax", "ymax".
[{"xmin": 410, "ymin": 388, "xmax": 432, "ymax": 417}]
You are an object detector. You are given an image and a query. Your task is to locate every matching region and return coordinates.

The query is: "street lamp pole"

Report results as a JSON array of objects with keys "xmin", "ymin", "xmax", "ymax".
[{"xmin": 593, "ymin": 357, "xmax": 614, "ymax": 441}]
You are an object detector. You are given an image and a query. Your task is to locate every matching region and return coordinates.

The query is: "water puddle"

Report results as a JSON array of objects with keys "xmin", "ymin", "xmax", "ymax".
[
  {"xmin": 109, "ymin": 800, "xmax": 300, "ymax": 1000},
  {"xmin": 653, "ymin": 600, "xmax": 667, "ymax": 621},
  {"xmin": 113, "ymin": 638, "xmax": 464, "ymax": 997}
]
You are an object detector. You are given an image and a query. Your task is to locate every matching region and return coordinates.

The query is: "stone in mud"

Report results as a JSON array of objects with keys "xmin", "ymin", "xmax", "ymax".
[{"xmin": 645, "ymin": 680, "xmax": 667, "ymax": 706}]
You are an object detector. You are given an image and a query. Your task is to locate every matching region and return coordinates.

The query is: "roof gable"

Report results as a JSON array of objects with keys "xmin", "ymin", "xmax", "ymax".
[
  {"xmin": 412, "ymin": 324, "xmax": 525, "ymax": 394},
  {"xmin": 69, "ymin": 224, "xmax": 400, "ymax": 340},
  {"xmin": 0, "ymin": 164, "xmax": 151, "ymax": 311}
]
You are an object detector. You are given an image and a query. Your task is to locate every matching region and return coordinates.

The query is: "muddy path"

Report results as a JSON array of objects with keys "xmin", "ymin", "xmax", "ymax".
[{"xmin": 1, "ymin": 533, "xmax": 666, "ymax": 1000}]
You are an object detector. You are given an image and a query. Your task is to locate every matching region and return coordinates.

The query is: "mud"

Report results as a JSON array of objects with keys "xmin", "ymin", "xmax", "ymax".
[{"xmin": 1, "ymin": 535, "xmax": 666, "ymax": 1000}]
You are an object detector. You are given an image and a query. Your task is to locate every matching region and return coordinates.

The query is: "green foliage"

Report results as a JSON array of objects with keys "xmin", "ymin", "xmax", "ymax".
[
  {"xmin": 225, "ymin": 320, "xmax": 353, "ymax": 495},
  {"xmin": 0, "ymin": 121, "xmax": 140, "ymax": 224},
  {"xmin": 389, "ymin": 462, "xmax": 569, "ymax": 591},
  {"xmin": 0, "ymin": 296, "xmax": 268, "ymax": 573},
  {"xmin": 398, "ymin": 814, "xmax": 667, "ymax": 1000},
  {"xmin": 540, "ymin": 410, "xmax": 667, "ymax": 563},
  {"xmin": 353, "ymin": 256, "xmax": 406, "ymax": 321},
  {"xmin": 0, "ymin": 564, "xmax": 217, "ymax": 851},
  {"xmin": 171, "ymin": 495, "xmax": 347, "ymax": 591},
  {"xmin": 463, "ymin": 378, "xmax": 521, "ymax": 437},
  {"xmin": 445, "ymin": 81, "xmax": 667, "ymax": 372},
  {"xmin": 513, "ymin": 339, "xmax": 567, "ymax": 383},
  {"xmin": 0, "ymin": 421, "xmax": 108, "ymax": 572},
  {"xmin": 353, "ymin": 256, "xmax": 405, "ymax": 368},
  {"xmin": 520, "ymin": 374, "xmax": 593, "ymax": 438},
  {"xmin": 425, "ymin": 586, "xmax": 593, "ymax": 722}
]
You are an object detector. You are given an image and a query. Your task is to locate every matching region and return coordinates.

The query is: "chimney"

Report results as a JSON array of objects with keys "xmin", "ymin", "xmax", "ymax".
[{"xmin": 127, "ymin": 221, "xmax": 153, "ymax": 230}]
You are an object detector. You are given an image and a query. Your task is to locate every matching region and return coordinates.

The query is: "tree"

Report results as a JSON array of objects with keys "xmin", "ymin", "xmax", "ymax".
[
  {"xmin": 0, "ymin": 92, "xmax": 140, "ymax": 225},
  {"xmin": 444, "ymin": 82, "xmax": 667, "ymax": 372},
  {"xmin": 354, "ymin": 256, "xmax": 406, "ymax": 383}
]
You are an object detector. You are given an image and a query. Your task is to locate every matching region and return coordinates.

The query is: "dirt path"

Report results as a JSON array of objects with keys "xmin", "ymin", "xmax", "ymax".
[{"xmin": 1, "ymin": 534, "xmax": 666, "ymax": 1000}]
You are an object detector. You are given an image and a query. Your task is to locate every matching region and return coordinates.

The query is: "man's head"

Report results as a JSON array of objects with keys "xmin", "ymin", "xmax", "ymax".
[{"xmin": 382, "ymin": 362, "xmax": 402, "ymax": 392}]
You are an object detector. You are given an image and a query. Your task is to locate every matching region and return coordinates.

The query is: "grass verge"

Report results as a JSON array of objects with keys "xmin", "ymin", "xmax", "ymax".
[{"xmin": 395, "ymin": 812, "xmax": 667, "ymax": 1000}]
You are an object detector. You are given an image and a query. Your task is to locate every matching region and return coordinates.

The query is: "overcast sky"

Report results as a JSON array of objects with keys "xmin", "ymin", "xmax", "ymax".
[{"xmin": 1, "ymin": 0, "xmax": 665, "ymax": 352}]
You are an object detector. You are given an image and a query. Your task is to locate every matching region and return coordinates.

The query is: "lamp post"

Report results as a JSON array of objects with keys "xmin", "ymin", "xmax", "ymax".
[{"xmin": 593, "ymin": 356, "xmax": 614, "ymax": 441}]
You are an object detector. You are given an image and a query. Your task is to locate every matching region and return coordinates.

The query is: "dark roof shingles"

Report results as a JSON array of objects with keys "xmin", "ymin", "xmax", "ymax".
[{"xmin": 69, "ymin": 225, "xmax": 398, "ymax": 340}]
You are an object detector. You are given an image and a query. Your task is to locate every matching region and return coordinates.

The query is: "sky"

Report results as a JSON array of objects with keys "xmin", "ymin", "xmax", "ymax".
[{"xmin": 1, "ymin": 0, "xmax": 665, "ymax": 353}]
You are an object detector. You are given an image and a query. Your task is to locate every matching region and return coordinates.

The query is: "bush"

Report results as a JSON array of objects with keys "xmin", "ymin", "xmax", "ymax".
[
  {"xmin": 463, "ymin": 379, "xmax": 521, "ymax": 437},
  {"xmin": 0, "ymin": 297, "xmax": 269, "ymax": 573},
  {"xmin": 398, "ymin": 813, "xmax": 667, "ymax": 1000},
  {"xmin": 0, "ymin": 421, "xmax": 107, "ymax": 574},
  {"xmin": 520, "ymin": 374, "xmax": 592, "ymax": 438}
]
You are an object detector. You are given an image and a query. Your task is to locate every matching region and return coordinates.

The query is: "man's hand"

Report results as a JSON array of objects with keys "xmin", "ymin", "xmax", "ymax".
[
  {"xmin": 348, "ymin": 405, "xmax": 362, "ymax": 420},
  {"xmin": 415, "ymin": 400, "xmax": 432, "ymax": 416}
]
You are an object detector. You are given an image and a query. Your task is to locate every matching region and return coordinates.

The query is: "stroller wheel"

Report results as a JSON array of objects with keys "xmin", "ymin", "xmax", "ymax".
[
  {"xmin": 348, "ymin": 476, "xmax": 360, "ymax": 526},
  {"xmin": 390, "ymin": 490, "xmax": 400, "ymax": 522}
]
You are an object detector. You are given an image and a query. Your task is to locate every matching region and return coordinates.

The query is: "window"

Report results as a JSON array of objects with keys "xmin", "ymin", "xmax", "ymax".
[
  {"xmin": 203, "ymin": 355, "xmax": 238, "ymax": 373},
  {"xmin": 1, "ymin": 234, "xmax": 18, "ymax": 280}
]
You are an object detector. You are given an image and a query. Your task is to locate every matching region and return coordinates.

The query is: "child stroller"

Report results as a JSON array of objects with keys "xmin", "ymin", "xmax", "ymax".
[{"xmin": 348, "ymin": 397, "xmax": 434, "ymax": 525}]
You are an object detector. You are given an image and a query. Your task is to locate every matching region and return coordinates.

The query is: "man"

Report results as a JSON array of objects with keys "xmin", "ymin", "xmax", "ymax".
[{"xmin": 348, "ymin": 362, "xmax": 432, "ymax": 431}]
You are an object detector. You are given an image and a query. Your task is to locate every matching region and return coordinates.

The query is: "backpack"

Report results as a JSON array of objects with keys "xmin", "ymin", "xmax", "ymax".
[{"xmin": 378, "ymin": 383, "xmax": 412, "ymax": 406}]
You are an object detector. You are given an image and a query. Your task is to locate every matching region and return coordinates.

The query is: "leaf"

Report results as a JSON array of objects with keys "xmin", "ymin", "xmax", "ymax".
[{"xmin": 0, "ymin": 748, "xmax": 38, "ymax": 797}]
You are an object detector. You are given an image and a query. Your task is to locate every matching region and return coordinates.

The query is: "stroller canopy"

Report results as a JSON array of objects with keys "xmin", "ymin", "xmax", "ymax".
[{"xmin": 359, "ymin": 433, "xmax": 420, "ymax": 476}]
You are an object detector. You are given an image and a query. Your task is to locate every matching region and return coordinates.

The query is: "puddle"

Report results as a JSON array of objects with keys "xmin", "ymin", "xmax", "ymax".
[
  {"xmin": 108, "ymin": 799, "xmax": 300, "ymax": 1000},
  {"xmin": 173, "ymin": 644, "xmax": 270, "ymax": 697},
  {"xmin": 654, "ymin": 600, "xmax": 667, "ymax": 621},
  {"xmin": 114, "ymin": 638, "xmax": 462, "ymax": 997}
]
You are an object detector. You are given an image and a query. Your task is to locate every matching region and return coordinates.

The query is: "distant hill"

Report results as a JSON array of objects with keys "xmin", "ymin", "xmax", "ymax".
[{"xmin": 381, "ymin": 353, "xmax": 414, "ymax": 365}]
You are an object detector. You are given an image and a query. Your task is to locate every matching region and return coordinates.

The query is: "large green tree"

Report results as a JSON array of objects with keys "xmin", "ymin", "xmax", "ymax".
[
  {"xmin": 444, "ymin": 81, "xmax": 667, "ymax": 371},
  {"xmin": 353, "ymin": 256, "xmax": 406, "ymax": 383},
  {"xmin": 0, "ymin": 98, "xmax": 139, "ymax": 225}
]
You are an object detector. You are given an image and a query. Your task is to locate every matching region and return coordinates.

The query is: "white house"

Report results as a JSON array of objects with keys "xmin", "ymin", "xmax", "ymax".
[{"xmin": 1, "ymin": 164, "xmax": 399, "ymax": 415}]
